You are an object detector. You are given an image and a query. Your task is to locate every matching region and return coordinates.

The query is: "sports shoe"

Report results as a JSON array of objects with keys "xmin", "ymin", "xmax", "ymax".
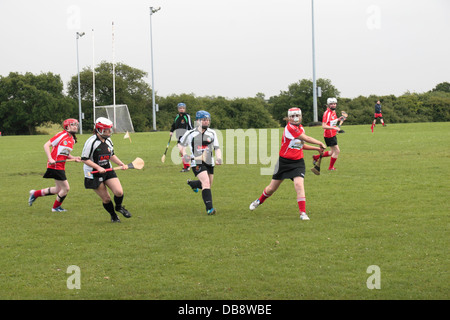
[
  {"xmin": 187, "ymin": 179, "xmax": 199, "ymax": 193},
  {"xmin": 207, "ymin": 208, "xmax": 216, "ymax": 215},
  {"xmin": 180, "ymin": 167, "xmax": 190, "ymax": 172},
  {"xmin": 249, "ymin": 199, "xmax": 260, "ymax": 211},
  {"xmin": 328, "ymin": 167, "xmax": 337, "ymax": 171},
  {"xmin": 52, "ymin": 206, "xmax": 67, "ymax": 212},
  {"xmin": 300, "ymin": 212, "xmax": 310, "ymax": 220},
  {"xmin": 116, "ymin": 206, "xmax": 132, "ymax": 218},
  {"xmin": 111, "ymin": 214, "xmax": 121, "ymax": 223},
  {"xmin": 28, "ymin": 190, "xmax": 36, "ymax": 206}
]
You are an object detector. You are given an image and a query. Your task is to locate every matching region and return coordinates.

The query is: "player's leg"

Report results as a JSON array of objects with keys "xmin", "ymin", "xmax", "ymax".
[
  {"xmin": 250, "ymin": 179, "xmax": 283, "ymax": 210},
  {"xmin": 51, "ymin": 180, "xmax": 69, "ymax": 212},
  {"xmin": 293, "ymin": 176, "xmax": 309, "ymax": 220},
  {"xmin": 105, "ymin": 177, "xmax": 131, "ymax": 218}
]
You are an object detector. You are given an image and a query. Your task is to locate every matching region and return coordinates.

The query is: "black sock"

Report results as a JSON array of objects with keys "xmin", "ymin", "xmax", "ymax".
[
  {"xmin": 103, "ymin": 201, "xmax": 116, "ymax": 217},
  {"xmin": 189, "ymin": 180, "xmax": 202, "ymax": 190},
  {"xmin": 202, "ymin": 188, "xmax": 213, "ymax": 210},
  {"xmin": 114, "ymin": 195, "xmax": 124, "ymax": 210}
]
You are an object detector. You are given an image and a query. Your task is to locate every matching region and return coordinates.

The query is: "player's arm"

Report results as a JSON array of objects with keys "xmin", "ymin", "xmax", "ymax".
[{"xmin": 299, "ymin": 133, "xmax": 326, "ymax": 150}]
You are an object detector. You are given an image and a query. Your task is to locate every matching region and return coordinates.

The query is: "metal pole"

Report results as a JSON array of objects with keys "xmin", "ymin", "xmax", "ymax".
[
  {"xmin": 76, "ymin": 32, "xmax": 85, "ymax": 134},
  {"xmin": 311, "ymin": 0, "xmax": 318, "ymax": 123},
  {"xmin": 149, "ymin": 7, "xmax": 160, "ymax": 131}
]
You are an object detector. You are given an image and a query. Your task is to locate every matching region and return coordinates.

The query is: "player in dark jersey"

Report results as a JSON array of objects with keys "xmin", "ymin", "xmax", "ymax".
[
  {"xmin": 170, "ymin": 103, "xmax": 193, "ymax": 172},
  {"xmin": 28, "ymin": 118, "xmax": 81, "ymax": 212},
  {"xmin": 371, "ymin": 100, "xmax": 386, "ymax": 132},
  {"xmin": 180, "ymin": 110, "xmax": 222, "ymax": 215},
  {"xmin": 81, "ymin": 117, "xmax": 131, "ymax": 223}
]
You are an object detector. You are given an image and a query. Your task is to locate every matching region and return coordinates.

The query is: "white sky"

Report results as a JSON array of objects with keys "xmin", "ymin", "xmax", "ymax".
[{"xmin": 0, "ymin": 0, "xmax": 449, "ymax": 99}]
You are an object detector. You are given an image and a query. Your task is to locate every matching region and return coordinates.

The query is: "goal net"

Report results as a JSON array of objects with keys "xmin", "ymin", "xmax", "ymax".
[{"xmin": 94, "ymin": 104, "xmax": 135, "ymax": 133}]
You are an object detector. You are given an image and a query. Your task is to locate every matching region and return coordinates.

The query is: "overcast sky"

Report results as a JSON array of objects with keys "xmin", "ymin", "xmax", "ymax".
[{"xmin": 1, "ymin": 0, "xmax": 449, "ymax": 100}]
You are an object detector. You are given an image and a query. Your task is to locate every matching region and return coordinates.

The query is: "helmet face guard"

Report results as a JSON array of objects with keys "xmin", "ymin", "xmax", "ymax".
[
  {"xmin": 95, "ymin": 117, "xmax": 113, "ymax": 138},
  {"xmin": 288, "ymin": 108, "xmax": 302, "ymax": 125},
  {"xmin": 63, "ymin": 118, "xmax": 79, "ymax": 134},
  {"xmin": 196, "ymin": 110, "xmax": 211, "ymax": 129}
]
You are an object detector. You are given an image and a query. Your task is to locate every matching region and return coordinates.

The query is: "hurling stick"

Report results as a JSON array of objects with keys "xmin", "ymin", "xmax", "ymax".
[
  {"xmin": 161, "ymin": 136, "xmax": 172, "ymax": 163},
  {"xmin": 54, "ymin": 158, "xmax": 78, "ymax": 163},
  {"xmin": 90, "ymin": 157, "xmax": 145, "ymax": 175},
  {"xmin": 310, "ymin": 155, "xmax": 322, "ymax": 175},
  {"xmin": 338, "ymin": 111, "xmax": 348, "ymax": 127}
]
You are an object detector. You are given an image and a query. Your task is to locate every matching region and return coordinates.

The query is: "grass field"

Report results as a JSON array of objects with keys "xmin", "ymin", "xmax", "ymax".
[{"xmin": 0, "ymin": 122, "xmax": 448, "ymax": 300}]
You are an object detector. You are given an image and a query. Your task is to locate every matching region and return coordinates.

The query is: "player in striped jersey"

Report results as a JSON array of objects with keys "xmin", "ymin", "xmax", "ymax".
[
  {"xmin": 181, "ymin": 110, "xmax": 222, "ymax": 215},
  {"xmin": 28, "ymin": 118, "xmax": 81, "ymax": 212},
  {"xmin": 249, "ymin": 108, "xmax": 326, "ymax": 220}
]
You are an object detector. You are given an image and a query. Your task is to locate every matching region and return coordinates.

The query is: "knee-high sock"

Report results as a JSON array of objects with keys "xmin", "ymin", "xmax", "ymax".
[{"xmin": 202, "ymin": 188, "xmax": 213, "ymax": 210}]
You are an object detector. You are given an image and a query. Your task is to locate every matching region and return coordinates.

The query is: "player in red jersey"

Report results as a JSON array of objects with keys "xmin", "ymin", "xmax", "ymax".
[
  {"xmin": 313, "ymin": 97, "xmax": 344, "ymax": 171},
  {"xmin": 28, "ymin": 119, "xmax": 81, "ymax": 212},
  {"xmin": 249, "ymin": 108, "xmax": 326, "ymax": 220}
]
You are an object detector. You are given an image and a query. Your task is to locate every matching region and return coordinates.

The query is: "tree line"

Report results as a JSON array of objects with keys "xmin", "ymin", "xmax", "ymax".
[{"xmin": 0, "ymin": 62, "xmax": 449, "ymax": 135}]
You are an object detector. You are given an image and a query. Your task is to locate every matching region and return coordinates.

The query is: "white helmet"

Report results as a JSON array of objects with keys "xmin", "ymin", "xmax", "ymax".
[
  {"xmin": 288, "ymin": 108, "xmax": 302, "ymax": 124},
  {"xmin": 327, "ymin": 97, "xmax": 338, "ymax": 105},
  {"xmin": 95, "ymin": 117, "xmax": 113, "ymax": 138}
]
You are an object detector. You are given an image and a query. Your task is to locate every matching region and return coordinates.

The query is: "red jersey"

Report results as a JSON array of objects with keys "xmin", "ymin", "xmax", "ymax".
[
  {"xmin": 279, "ymin": 123, "xmax": 305, "ymax": 160},
  {"xmin": 322, "ymin": 108, "xmax": 338, "ymax": 138},
  {"xmin": 47, "ymin": 131, "xmax": 75, "ymax": 170}
]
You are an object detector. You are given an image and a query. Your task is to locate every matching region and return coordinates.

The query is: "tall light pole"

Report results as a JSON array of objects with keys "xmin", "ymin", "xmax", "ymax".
[
  {"xmin": 149, "ymin": 6, "xmax": 161, "ymax": 131},
  {"xmin": 311, "ymin": 0, "xmax": 318, "ymax": 123},
  {"xmin": 76, "ymin": 31, "xmax": 85, "ymax": 134}
]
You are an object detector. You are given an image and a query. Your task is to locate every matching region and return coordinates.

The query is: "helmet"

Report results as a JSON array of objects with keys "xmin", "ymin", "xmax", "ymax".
[
  {"xmin": 327, "ymin": 97, "xmax": 338, "ymax": 105},
  {"xmin": 95, "ymin": 117, "xmax": 113, "ymax": 138},
  {"xmin": 196, "ymin": 110, "xmax": 211, "ymax": 129},
  {"xmin": 177, "ymin": 102, "xmax": 186, "ymax": 109},
  {"xmin": 63, "ymin": 118, "xmax": 79, "ymax": 134},
  {"xmin": 288, "ymin": 108, "xmax": 302, "ymax": 124}
]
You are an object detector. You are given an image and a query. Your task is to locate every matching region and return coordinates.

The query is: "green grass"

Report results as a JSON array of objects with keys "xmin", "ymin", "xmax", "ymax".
[{"xmin": 0, "ymin": 122, "xmax": 449, "ymax": 299}]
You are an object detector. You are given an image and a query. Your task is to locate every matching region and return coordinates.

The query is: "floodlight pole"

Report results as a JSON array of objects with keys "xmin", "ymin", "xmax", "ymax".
[
  {"xmin": 311, "ymin": 0, "xmax": 318, "ymax": 123},
  {"xmin": 76, "ymin": 31, "xmax": 85, "ymax": 134},
  {"xmin": 149, "ymin": 7, "xmax": 161, "ymax": 131}
]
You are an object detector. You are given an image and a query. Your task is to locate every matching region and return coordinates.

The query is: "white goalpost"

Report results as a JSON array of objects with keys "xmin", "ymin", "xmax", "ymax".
[{"xmin": 94, "ymin": 104, "xmax": 135, "ymax": 133}]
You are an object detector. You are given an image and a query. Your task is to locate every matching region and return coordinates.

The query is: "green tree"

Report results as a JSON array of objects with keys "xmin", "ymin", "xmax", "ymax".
[
  {"xmin": 0, "ymin": 72, "xmax": 76, "ymax": 135},
  {"xmin": 268, "ymin": 78, "xmax": 340, "ymax": 125},
  {"xmin": 431, "ymin": 82, "xmax": 450, "ymax": 93}
]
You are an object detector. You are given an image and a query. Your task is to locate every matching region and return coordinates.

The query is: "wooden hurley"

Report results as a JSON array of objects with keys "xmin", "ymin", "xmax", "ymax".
[{"xmin": 89, "ymin": 157, "xmax": 145, "ymax": 175}]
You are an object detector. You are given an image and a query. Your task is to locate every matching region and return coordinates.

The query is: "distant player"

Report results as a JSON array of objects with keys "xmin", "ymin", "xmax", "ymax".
[
  {"xmin": 28, "ymin": 119, "xmax": 81, "ymax": 212},
  {"xmin": 170, "ymin": 103, "xmax": 193, "ymax": 172},
  {"xmin": 181, "ymin": 110, "xmax": 222, "ymax": 215},
  {"xmin": 314, "ymin": 97, "xmax": 344, "ymax": 171},
  {"xmin": 249, "ymin": 108, "xmax": 326, "ymax": 220},
  {"xmin": 371, "ymin": 100, "xmax": 386, "ymax": 132}
]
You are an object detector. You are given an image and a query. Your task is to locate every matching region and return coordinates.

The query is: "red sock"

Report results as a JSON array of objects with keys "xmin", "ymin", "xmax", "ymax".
[
  {"xmin": 297, "ymin": 197, "xmax": 306, "ymax": 213},
  {"xmin": 34, "ymin": 189, "xmax": 44, "ymax": 197},
  {"xmin": 53, "ymin": 199, "xmax": 62, "ymax": 209},
  {"xmin": 371, "ymin": 124, "xmax": 374, "ymax": 132},
  {"xmin": 329, "ymin": 157, "xmax": 337, "ymax": 169},
  {"xmin": 258, "ymin": 188, "xmax": 271, "ymax": 204}
]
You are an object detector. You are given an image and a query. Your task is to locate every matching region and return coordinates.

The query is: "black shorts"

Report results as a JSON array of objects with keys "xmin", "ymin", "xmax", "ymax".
[
  {"xmin": 84, "ymin": 170, "xmax": 118, "ymax": 189},
  {"xmin": 272, "ymin": 157, "xmax": 305, "ymax": 181},
  {"xmin": 192, "ymin": 163, "xmax": 214, "ymax": 177},
  {"xmin": 43, "ymin": 168, "xmax": 67, "ymax": 181},
  {"xmin": 324, "ymin": 136, "xmax": 338, "ymax": 147}
]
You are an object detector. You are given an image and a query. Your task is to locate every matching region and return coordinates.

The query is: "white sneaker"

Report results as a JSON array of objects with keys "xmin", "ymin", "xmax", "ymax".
[
  {"xmin": 300, "ymin": 212, "xmax": 310, "ymax": 220},
  {"xmin": 249, "ymin": 199, "xmax": 260, "ymax": 211},
  {"xmin": 28, "ymin": 190, "xmax": 36, "ymax": 206}
]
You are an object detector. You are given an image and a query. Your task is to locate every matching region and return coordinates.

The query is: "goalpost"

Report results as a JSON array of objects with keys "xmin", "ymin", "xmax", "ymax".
[{"xmin": 94, "ymin": 104, "xmax": 135, "ymax": 133}]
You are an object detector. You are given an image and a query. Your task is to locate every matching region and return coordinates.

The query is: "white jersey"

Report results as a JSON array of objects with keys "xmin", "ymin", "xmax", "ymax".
[{"xmin": 180, "ymin": 128, "xmax": 220, "ymax": 166}]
